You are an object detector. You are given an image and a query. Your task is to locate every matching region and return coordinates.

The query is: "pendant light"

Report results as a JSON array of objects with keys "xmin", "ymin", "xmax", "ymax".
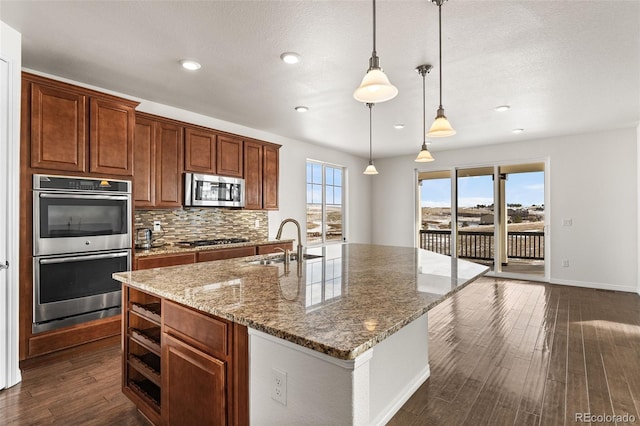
[
  {"xmin": 427, "ymin": 0, "xmax": 456, "ymax": 137},
  {"xmin": 363, "ymin": 103, "xmax": 379, "ymax": 175},
  {"xmin": 354, "ymin": 0, "xmax": 398, "ymax": 103},
  {"xmin": 415, "ymin": 64, "xmax": 435, "ymax": 162}
]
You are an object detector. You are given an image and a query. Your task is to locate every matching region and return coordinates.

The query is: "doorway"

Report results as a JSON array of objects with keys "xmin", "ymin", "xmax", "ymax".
[{"xmin": 418, "ymin": 162, "xmax": 547, "ymax": 281}]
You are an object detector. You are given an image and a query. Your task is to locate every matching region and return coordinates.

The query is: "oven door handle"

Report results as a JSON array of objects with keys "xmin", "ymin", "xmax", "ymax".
[
  {"xmin": 39, "ymin": 251, "xmax": 130, "ymax": 264},
  {"xmin": 38, "ymin": 193, "xmax": 130, "ymax": 201}
]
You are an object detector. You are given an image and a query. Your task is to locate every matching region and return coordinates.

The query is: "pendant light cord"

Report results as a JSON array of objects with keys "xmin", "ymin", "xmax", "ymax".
[
  {"xmin": 369, "ymin": 103, "xmax": 373, "ymax": 162},
  {"xmin": 438, "ymin": 2, "xmax": 443, "ymax": 109},
  {"xmin": 422, "ymin": 72, "xmax": 427, "ymax": 144},
  {"xmin": 372, "ymin": 0, "xmax": 377, "ymax": 57}
]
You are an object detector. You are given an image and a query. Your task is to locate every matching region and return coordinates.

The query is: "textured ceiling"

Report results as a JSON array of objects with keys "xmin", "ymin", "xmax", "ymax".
[{"xmin": 1, "ymin": 1, "xmax": 639, "ymax": 159}]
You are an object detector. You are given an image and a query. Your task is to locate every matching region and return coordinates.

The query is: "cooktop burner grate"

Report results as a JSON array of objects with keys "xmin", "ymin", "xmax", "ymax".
[{"xmin": 176, "ymin": 238, "xmax": 250, "ymax": 247}]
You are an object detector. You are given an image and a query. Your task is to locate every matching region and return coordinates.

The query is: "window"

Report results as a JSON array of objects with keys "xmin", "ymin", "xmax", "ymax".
[{"xmin": 306, "ymin": 160, "xmax": 345, "ymax": 245}]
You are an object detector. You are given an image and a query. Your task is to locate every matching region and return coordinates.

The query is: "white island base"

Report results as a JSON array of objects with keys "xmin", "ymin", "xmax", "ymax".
[{"xmin": 249, "ymin": 313, "xmax": 429, "ymax": 426}]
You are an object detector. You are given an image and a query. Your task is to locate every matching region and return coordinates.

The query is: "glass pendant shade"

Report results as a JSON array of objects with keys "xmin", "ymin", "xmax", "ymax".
[
  {"xmin": 415, "ymin": 144, "xmax": 434, "ymax": 162},
  {"xmin": 427, "ymin": 108, "xmax": 456, "ymax": 137},
  {"xmin": 363, "ymin": 161, "xmax": 379, "ymax": 175},
  {"xmin": 354, "ymin": 68, "xmax": 398, "ymax": 103}
]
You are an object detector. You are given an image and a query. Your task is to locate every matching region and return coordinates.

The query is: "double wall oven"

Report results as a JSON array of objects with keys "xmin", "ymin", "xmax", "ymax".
[{"xmin": 32, "ymin": 174, "xmax": 132, "ymax": 333}]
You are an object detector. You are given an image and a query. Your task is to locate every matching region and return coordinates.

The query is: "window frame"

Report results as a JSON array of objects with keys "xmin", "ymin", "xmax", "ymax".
[{"xmin": 306, "ymin": 159, "xmax": 346, "ymax": 246}]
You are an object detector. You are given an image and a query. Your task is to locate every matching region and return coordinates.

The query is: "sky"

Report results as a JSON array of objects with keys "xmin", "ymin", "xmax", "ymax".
[{"xmin": 421, "ymin": 171, "xmax": 544, "ymax": 208}]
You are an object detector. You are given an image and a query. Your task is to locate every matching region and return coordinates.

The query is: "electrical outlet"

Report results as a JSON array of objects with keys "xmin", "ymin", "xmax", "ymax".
[
  {"xmin": 562, "ymin": 218, "xmax": 572, "ymax": 227},
  {"xmin": 271, "ymin": 368, "xmax": 287, "ymax": 405},
  {"xmin": 562, "ymin": 259, "xmax": 569, "ymax": 267},
  {"xmin": 153, "ymin": 221, "xmax": 161, "ymax": 232}
]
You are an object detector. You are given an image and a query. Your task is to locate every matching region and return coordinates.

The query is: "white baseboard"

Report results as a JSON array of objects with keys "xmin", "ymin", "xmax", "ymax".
[{"xmin": 551, "ymin": 278, "xmax": 637, "ymax": 293}]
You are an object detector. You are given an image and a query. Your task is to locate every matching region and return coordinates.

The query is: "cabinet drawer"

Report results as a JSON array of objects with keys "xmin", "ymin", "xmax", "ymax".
[
  {"xmin": 163, "ymin": 300, "xmax": 229, "ymax": 358},
  {"xmin": 256, "ymin": 242, "xmax": 293, "ymax": 255},
  {"xmin": 135, "ymin": 253, "xmax": 195, "ymax": 270},
  {"xmin": 197, "ymin": 246, "xmax": 255, "ymax": 262}
]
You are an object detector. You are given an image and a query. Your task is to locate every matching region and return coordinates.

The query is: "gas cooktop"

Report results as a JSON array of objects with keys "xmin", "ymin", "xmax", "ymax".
[{"xmin": 176, "ymin": 238, "xmax": 250, "ymax": 247}]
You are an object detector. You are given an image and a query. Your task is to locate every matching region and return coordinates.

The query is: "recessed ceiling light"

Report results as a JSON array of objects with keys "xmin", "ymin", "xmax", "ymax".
[
  {"xmin": 280, "ymin": 52, "xmax": 301, "ymax": 64},
  {"xmin": 495, "ymin": 105, "xmax": 510, "ymax": 112},
  {"xmin": 294, "ymin": 106, "xmax": 309, "ymax": 113},
  {"xmin": 512, "ymin": 128, "xmax": 524, "ymax": 134},
  {"xmin": 393, "ymin": 124, "xmax": 405, "ymax": 129},
  {"xmin": 180, "ymin": 60, "xmax": 201, "ymax": 71}
]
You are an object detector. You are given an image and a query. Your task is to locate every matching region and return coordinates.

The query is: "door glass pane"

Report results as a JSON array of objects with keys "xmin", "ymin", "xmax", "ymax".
[
  {"xmin": 500, "ymin": 164, "xmax": 545, "ymax": 276},
  {"xmin": 418, "ymin": 171, "xmax": 452, "ymax": 255},
  {"xmin": 457, "ymin": 168, "xmax": 495, "ymax": 270}
]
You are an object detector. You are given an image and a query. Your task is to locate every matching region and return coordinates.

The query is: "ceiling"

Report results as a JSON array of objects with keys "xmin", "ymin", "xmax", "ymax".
[{"xmin": 1, "ymin": 1, "xmax": 639, "ymax": 159}]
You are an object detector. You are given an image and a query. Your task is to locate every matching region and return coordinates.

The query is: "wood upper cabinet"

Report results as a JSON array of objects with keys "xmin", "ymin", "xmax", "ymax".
[
  {"xmin": 133, "ymin": 115, "xmax": 184, "ymax": 208},
  {"xmin": 26, "ymin": 74, "xmax": 138, "ymax": 175},
  {"xmin": 243, "ymin": 141, "xmax": 263, "ymax": 210},
  {"xmin": 133, "ymin": 117, "xmax": 156, "ymax": 207},
  {"xmin": 89, "ymin": 97, "xmax": 135, "ymax": 175},
  {"xmin": 185, "ymin": 127, "xmax": 217, "ymax": 174},
  {"xmin": 155, "ymin": 122, "xmax": 184, "ymax": 208},
  {"xmin": 262, "ymin": 144, "xmax": 280, "ymax": 210},
  {"xmin": 217, "ymin": 135, "xmax": 243, "ymax": 178},
  {"xmin": 30, "ymin": 82, "xmax": 87, "ymax": 172},
  {"xmin": 243, "ymin": 141, "xmax": 279, "ymax": 210}
]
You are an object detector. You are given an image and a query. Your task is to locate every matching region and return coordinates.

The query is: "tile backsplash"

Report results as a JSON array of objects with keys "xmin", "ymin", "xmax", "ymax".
[{"xmin": 135, "ymin": 208, "xmax": 268, "ymax": 244}]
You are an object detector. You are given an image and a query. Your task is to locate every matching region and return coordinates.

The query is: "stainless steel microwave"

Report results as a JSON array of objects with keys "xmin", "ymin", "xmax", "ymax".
[{"xmin": 184, "ymin": 173, "xmax": 245, "ymax": 207}]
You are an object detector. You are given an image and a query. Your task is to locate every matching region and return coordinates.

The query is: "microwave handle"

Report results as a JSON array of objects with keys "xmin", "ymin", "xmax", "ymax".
[
  {"xmin": 38, "ymin": 193, "xmax": 130, "ymax": 201},
  {"xmin": 39, "ymin": 251, "xmax": 130, "ymax": 264}
]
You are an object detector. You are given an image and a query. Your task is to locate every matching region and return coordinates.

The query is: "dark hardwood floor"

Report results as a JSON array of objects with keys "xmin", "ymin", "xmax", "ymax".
[{"xmin": 2, "ymin": 277, "xmax": 639, "ymax": 425}]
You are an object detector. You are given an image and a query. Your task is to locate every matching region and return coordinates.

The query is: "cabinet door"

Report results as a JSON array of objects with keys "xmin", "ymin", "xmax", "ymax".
[
  {"xmin": 162, "ymin": 333, "xmax": 227, "ymax": 426},
  {"xmin": 243, "ymin": 141, "xmax": 262, "ymax": 210},
  {"xmin": 262, "ymin": 144, "xmax": 280, "ymax": 210},
  {"xmin": 155, "ymin": 122, "xmax": 184, "ymax": 208},
  {"xmin": 133, "ymin": 117, "xmax": 156, "ymax": 207},
  {"xmin": 30, "ymin": 82, "xmax": 87, "ymax": 171},
  {"xmin": 216, "ymin": 136, "xmax": 243, "ymax": 177},
  {"xmin": 185, "ymin": 127, "xmax": 217, "ymax": 174},
  {"xmin": 89, "ymin": 98, "xmax": 135, "ymax": 176}
]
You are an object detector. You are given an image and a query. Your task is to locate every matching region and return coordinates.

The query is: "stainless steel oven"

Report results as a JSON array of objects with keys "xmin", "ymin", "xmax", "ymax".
[
  {"xmin": 33, "ymin": 174, "xmax": 131, "ymax": 256},
  {"xmin": 33, "ymin": 250, "xmax": 130, "ymax": 333},
  {"xmin": 32, "ymin": 174, "xmax": 132, "ymax": 333}
]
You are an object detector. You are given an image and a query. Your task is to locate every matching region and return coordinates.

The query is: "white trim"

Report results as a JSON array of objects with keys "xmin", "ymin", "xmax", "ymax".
[
  {"xmin": 551, "ymin": 279, "xmax": 637, "ymax": 293},
  {"xmin": 0, "ymin": 20, "xmax": 22, "ymax": 390}
]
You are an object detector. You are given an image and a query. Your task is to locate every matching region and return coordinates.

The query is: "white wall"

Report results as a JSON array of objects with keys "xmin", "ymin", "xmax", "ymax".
[
  {"xmin": 638, "ymin": 124, "xmax": 640, "ymax": 296},
  {"xmin": 23, "ymin": 69, "xmax": 373, "ymax": 247},
  {"xmin": 1, "ymin": 20, "xmax": 22, "ymax": 389},
  {"xmin": 372, "ymin": 128, "xmax": 638, "ymax": 293}
]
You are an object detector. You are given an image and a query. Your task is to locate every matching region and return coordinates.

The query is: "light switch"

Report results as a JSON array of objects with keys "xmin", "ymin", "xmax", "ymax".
[{"xmin": 562, "ymin": 218, "xmax": 572, "ymax": 227}]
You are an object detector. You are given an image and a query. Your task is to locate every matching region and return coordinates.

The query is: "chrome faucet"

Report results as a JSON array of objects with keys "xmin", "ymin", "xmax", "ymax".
[{"xmin": 275, "ymin": 218, "xmax": 304, "ymax": 262}]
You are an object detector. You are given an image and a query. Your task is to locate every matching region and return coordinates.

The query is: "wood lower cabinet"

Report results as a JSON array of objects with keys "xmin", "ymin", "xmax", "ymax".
[
  {"xmin": 162, "ymin": 333, "xmax": 226, "ymax": 426},
  {"xmin": 256, "ymin": 242, "xmax": 293, "ymax": 255},
  {"xmin": 122, "ymin": 288, "xmax": 248, "ymax": 426},
  {"xmin": 25, "ymin": 73, "xmax": 137, "ymax": 175}
]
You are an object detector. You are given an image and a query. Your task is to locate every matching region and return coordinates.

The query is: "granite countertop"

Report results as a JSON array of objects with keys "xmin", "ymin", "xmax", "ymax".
[
  {"xmin": 114, "ymin": 243, "xmax": 488, "ymax": 360},
  {"xmin": 134, "ymin": 239, "xmax": 295, "ymax": 257}
]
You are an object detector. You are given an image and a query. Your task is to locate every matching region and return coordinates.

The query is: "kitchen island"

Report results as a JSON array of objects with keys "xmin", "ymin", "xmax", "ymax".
[{"xmin": 114, "ymin": 243, "xmax": 488, "ymax": 425}]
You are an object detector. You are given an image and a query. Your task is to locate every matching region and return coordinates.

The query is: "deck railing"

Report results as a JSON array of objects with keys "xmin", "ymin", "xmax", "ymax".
[{"xmin": 419, "ymin": 230, "xmax": 544, "ymax": 260}]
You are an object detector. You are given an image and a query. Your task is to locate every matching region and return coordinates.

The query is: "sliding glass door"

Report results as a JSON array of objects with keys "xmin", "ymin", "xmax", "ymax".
[{"xmin": 418, "ymin": 162, "xmax": 547, "ymax": 280}]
